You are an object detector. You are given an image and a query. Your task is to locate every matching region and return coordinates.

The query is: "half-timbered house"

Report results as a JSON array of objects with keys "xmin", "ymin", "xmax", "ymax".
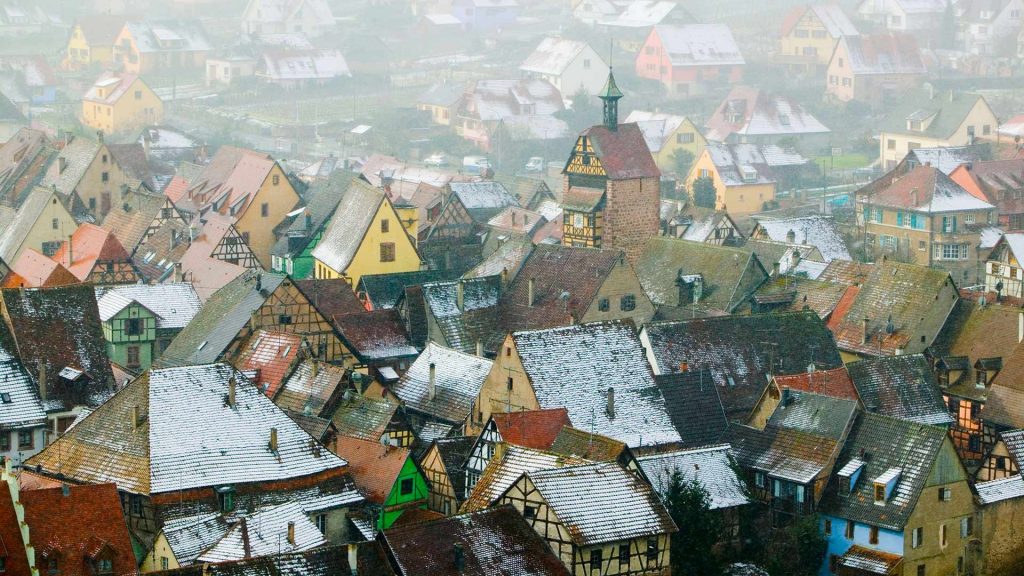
[
  {"xmin": 52, "ymin": 223, "xmax": 141, "ymax": 285},
  {"xmin": 425, "ymin": 181, "xmax": 519, "ymax": 244},
  {"xmin": 329, "ymin": 390, "xmax": 414, "ymax": 449},
  {"xmin": 464, "ymin": 409, "xmax": 571, "ymax": 499},
  {"xmin": 100, "ymin": 186, "xmax": 189, "ymax": 257},
  {"xmin": 561, "ymin": 70, "xmax": 660, "ymax": 264},
  {"xmin": 334, "ymin": 435, "xmax": 429, "ymax": 530},
  {"xmin": 419, "ymin": 436, "xmax": 475, "ymax": 516},
  {"xmin": 498, "ymin": 462, "xmax": 677, "ymax": 576},
  {"xmin": 95, "ymin": 283, "xmax": 202, "ymax": 371},
  {"xmin": 977, "ymin": 428, "xmax": 1024, "ymax": 482}
]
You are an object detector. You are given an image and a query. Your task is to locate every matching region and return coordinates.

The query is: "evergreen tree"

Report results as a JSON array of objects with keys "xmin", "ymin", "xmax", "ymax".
[
  {"xmin": 692, "ymin": 175, "xmax": 718, "ymax": 209},
  {"xmin": 761, "ymin": 514, "xmax": 827, "ymax": 576},
  {"xmin": 661, "ymin": 469, "xmax": 726, "ymax": 576},
  {"xmin": 669, "ymin": 148, "xmax": 695, "ymax": 178}
]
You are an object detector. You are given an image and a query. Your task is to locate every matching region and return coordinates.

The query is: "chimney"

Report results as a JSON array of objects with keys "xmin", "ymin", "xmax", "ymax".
[
  {"xmin": 38, "ymin": 363, "xmax": 46, "ymax": 405},
  {"xmin": 790, "ymin": 249, "xmax": 800, "ymax": 270},
  {"xmin": 606, "ymin": 387, "xmax": 615, "ymax": 419},
  {"xmin": 428, "ymin": 362, "xmax": 436, "ymax": 401},
  {"xmin": 678, "ymin": 361, "xmax": 688, "ymax": 373},
  {"xmin": 910, "ymin": 188, "xmax": 919, "ymax": 206},
  {"xmin": 781, "ymin": 386, "xmax": 792, "ymax": 407},
  {"xmin": 786, "ymin": 229, "xmax": 796, "ymax": 243},
  {"xmin": 67, "ymin": 234, "xmax": 73, "ymax": 266},
  {"xmin": 61, "ymin": 483, "xmax": 70, "ymax": 497},
  {"xmin": 174, "ymin": 262, "xmax": 183, "ymax": 283},
  {"xmin": 500, "ymin": 267, "xmax": 509, "ymax": 286},
  {"xmin": 96, "ymin": 129, "xmax": 104, "ymax": 143},
  {"xmin": 476, "ymin": 340, "xmax": 483, "ymax": 357},
  {"xmin": 311, "ymin": 359, "xmax": 319, "ymax": 379},
  {"xmin": 1018, "ymin": 311, "xmax": 1023, "ymax": 344},
  {"xmin": 58, "ymin": 156, "xmax": 66, "ymax": 174},
  {"xmin": 228, "ymin": 376, "xmax": 236, "ymax": 407},
  {"xmin": 453, "ymin": 543, "xmax": 465, "ymax": 572},
  {"xmin": 772, "ymin": 261, "xmax": 780, "ymax": 277},
  {"xmin": 456, "ymin": 280, "xmax": 465, "ymax": 312},
  {"xmin": 862, "ymin": 317, "xmax": 870, "ymax": 345},
  {"xmin": 287, "ymin": 521, "xmax": 295, "ymax": 545},
  {"xmin": 304, "ymin": 210, "xmax": 313, "ymax": 231},
  {"xmin": 269, "ymin": 427, "xmax": 279, "ymax": 452},
  {"xmin": 511, "ymin": 211, "xmax": 517, "ymax": 226},
  {"xmin": 527, "ymin": 278, "xmax": 535, "ymax": 307},
  {"xmin": 132, "ymin": 405, "xmax": 140, "ymax": 431},
  {"xmin": 255, "ymin": 272, "xmax": 262, "ymax": 293},
  {"xmin": 142, "ymin": 132, "xmax": 150, "ymax": 160},
  {"xmin": 348, "ymin": 543, "xmax": 359, "ymax": 575}
]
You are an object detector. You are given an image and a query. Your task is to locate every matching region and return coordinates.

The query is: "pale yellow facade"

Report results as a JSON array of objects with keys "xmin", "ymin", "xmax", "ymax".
[
  {"xmin": 652, "ymin": 117, "xmax": 707, "ymax": 175},
  {"xmin": 879, "ymin": 98, "xmax": 999, "ymax": 170},
  {"xmin": 10, "ymin": 192, "xmax": 78, "ymax": 263},
  {"xmin": 235, "ymin": 162, "xmax": 300, "ymax": 269},
  {"xmin": 779, "ymin": 9, "xmax": 843, "ymax": 69},
  {"xmin": 686, "ymin": 149, "xmax": 776, "ymax": 215},
  {"xmin": 44, "ymin": 142, "xmax": 129, "ymax": 219},
  {"xmin": 466, "ymin": 333, "xmax": 541, "ymax": 436},
  {"xmin": 314, "ymin": 197, "xmax": 422, "ymax": 288},
  {"xmin": 81, "ymin": 76, "xmax": 164, "ymax": 135},
  {"xmin": 64, "ymin": 24, "xmax": 117, "ymax": 70},
  {"xmin": 140, "ymin": 533, "xmax": 180, "ymax": 573}
]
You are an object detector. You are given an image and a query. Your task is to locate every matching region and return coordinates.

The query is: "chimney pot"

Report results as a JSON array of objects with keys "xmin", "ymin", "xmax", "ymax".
[
  {"xmin": 606, "ymin": 387, "xmax": 615, "ymax": 419},
  {"xmin": 527, "ymin": 278, "xmax": 536, "ymax": 307},
  {"xmin": 428, "ymin": 362, "xmax": 437, "ymax": 401},
  {"xmin": 476, "ymin": 340, "xmax": 483, "ymax": 357},
  {"xmin": 862, "ymin": 317, "xmax": 870, "ymax": 345},
  {"xmin": 228, "ymin": 376, "xmax": 236, "ymax": 407},
  {"xmin": 38, "ymin": 363, "xmax": 47, "ymax": 406},
  {"xmin": 269, "ymin": 427, "xmax": 279, "ymax": 452},
  {"xmin": 132, "ymin": 405, "xmax": 140, "ymax": 430},
  {"xmin": 287, "ymin": 521, "xmax": 295, "ymax": 545},
  {"xmin": 456, "ymin": 280, "xmax": 465, "ymax": 312}
]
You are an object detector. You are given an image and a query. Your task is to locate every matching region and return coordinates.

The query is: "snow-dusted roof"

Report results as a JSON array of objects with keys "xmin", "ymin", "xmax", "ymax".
[
  {"xmin": 625, "ymin": 110, "xmax": 693, "ymax": 154},
  {"xmin": 637, "ymin": 444, "xmax": 750, "ymax": 510},
  {"xmin": 603, "ymin": 0, "xmax": 677, "ymax": 27},
  {"xmin": 464, "ymin": 444, "xmax": 587, "ymax": 512},
  {"xmin": 980, "ymin": 226, "xmax": 1003, "ymax": 249},
  {"xmin": 513, "ymin": 321, "xmax": 682, "ymax": 448},
  {"xmin": 520, "ymin": 37, "xmax": 594, "ymax": 76},
  {"xmin": 197, "ymin": 501, "xmax": 326, "ymax": 563},
  {"xmin": 522, "ymin": 462, "xmax": 677, "ymax": 545},
  {"xmin": 310, "ymin": 180, "xmax": 384, "ymax": 274},
  {"xmin": 654, "ymin": 24, "xmax": 745, "ymax": 67},
  {"xmin": 977, "ymin": 474, "xmax": 1024, "ymax": 505},
  {"xmin": 753, "ymin": 216, "xmax": 851, "ymax": 262},
  {"xmin": 391, "ymin": 343, "xmax": 492, "ymax": 424},
  {"xmin": 0, "ymin": 344, "xmax": 47, "ymax": 430},
  {"xmin": 95, "ymin": 283, "xmax": 202, "ymax": 330}
]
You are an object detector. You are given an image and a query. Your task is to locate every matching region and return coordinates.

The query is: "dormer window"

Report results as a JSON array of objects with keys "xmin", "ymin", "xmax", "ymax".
[
  {"xmin": 873, "ymin": 467, "xmax": 901, "ymax": 504},
  {"xmin": 873, "ymin": 483, "xmax": 885, "ymax": 502},
  {"xmin": 96, "ymin": 558, "xmax": 113, "ymax": 575},
  {"xmin": 216, "ymin": 486, "xmax": 235, "ymax": 513}
]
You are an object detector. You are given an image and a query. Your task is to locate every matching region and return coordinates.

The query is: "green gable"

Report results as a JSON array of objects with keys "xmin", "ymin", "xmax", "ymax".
[{"xmin": 380, "ymin": 456, "xmax": 429, "ymax": 530}]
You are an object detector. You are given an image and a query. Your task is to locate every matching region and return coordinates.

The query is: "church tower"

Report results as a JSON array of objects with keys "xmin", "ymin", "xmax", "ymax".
[{"xmin": 561, "ymin": 69, "xmax": 660, "ymax": 264}]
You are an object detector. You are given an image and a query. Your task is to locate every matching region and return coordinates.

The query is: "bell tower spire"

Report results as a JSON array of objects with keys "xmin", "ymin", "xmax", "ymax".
[{"xmin": 598, "ymin": 67, "xmax": 623, "ymax": 131}]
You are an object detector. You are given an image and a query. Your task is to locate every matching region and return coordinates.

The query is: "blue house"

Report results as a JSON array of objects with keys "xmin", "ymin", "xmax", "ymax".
[
  {"xmin": 451, "ymin": 0, "xmax": 519, "ymax": 32},
  {"xmin": 817, "ymin": 412, "xmax": 973, "ymax": 576}
]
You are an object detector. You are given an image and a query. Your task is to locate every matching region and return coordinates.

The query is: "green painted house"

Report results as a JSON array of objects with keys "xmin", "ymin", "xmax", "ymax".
[
  {"xmin": 336, "ymin": 434, "xmax": 429, "ymax": 530},
  {"xmin": 272, "ymin": 171, "xmax": 356, "ymax": 280},
  {"xmin": 95, "ymin": 283, "xmax": 203, "ymax": 372}
]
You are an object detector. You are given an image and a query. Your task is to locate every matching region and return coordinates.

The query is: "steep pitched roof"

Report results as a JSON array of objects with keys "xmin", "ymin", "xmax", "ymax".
[
  {"xmin": 983, "ymin": 341, "xmax": 1024, "ymax": 428},
  {"xmin": 749, "ymin": 276, "xmax": 849, "ymax": 319},
  {"xmin": 642, "ymin": 311, "xmax": 843, "ymax": 419},
  {"xmin": 100, "ymin": 188, "xmax": 172, "ymax": 253},
  {"xmin": 392, "ymin": 343, "xmax": 492, "ymax": 425},
  {"xmin": 520, "ymin": 37, "xmax": 593, "ymax": 75},
  {"xmin": 330, "ymin": 392, "xmax": 400, "ymax": 442},
  {"xmin": 818, "ymin": 412, "xmax": 950, "ymax": 531},
  {"xmin": 0, "ymin": 187, "xmax": 65, "ymax": 263},
  {"xmin": 625, "ymin": 110, "xmax": 695, "ymax": 154},
  {"xmin": 635, "ymin": 237, "xmax": 768, "ymax": 312},
  {"xmin": 859, "ymin": 165, "xmax": 994, "ymax": 213},
  {"xmin": 157, "ymin": 271, "xmax": 285, "ymax": 368},
  {"xmin": 705, "ymin": 86, "xmax": 830, "ymax": 141},
  {"xmin": 310, "ymin": 179, "xmax": 387, "ymax": 274},
  {"xmin": 0, "ymin": 338, "xmax": 47, "ymax": 429},
  {"xmin": 332, "ymin": 309, "xmax": 418, "ymax": 362},
  {"xmin": 26, "ymin": 363, "xmax": 348, "ymax": 495},
  {"xmin": 422, "ymin": 276, "xmax": 501, "ymax": 355},
  {"xmin": 83, "ymin": 72, "xmax": 147, "ymax": 106},
  {"xmin": 357, "ymin": 269, "xmax": 461, "ymax": 310},
  {"xmin": 0, "ymin": 127, "xmax": 50, "ymax": 208},
  {"xmin": 52, "ymin": 223, "xmax": 135, "ymax": 281},
  {"xmin": 751, "ymin": 215, "xmax": 851, "ymax": 261},
  {"xmin": 121, "ymin": 20, "xmax": 211, "ymax": 54},
  {"xmin": 638, "ymin": 444, "xmax": 750, "ymax": 509},
  {"xmin": 519, "ymin": 462, "xmax": 677, "ymax": 546},
  {"xmin": 233, "ymin": 330, "xmax": 303, "ymax": 398},
  {"xmin": 491, "ymin": 408, "xmax": 571, "ymax": 451},
  {"xmin": 548, "ymin": 427, "xmax": 628, "ymax": 463},
  {"xmin": 571, "ymin": 123, "xmax": 659, "ymax": 180},
  {"xmin": 197, "ymin": 501, "xmax": 325, "ymax": 564},
  {"xmin": 74, "ymin": 15, "xmax": 127, "ymax": 45},
  {"xmin": 772, "ymin": 367, "xmax": 859, "ymax": 401},
  {"xmin": 462, "ymin": 444, "xmax": 589, "ymax": 512},
  {"xmin": 655, "ymin": 370, "xmax": 729, "ymax": 448},
  {"xmin": 840, "ymin": 33, "xmax": 926, "ymax": 75},
  {"xmin": 275, "ymin": 359, "xmax": 346, "ymax": 417},
  {"xmin": 512, "ymin": 321, "xmax": 681, "ymax": 448},
  {"xmin": 880, "ymin": 90, "xmax": 991, "ymax": 140},
  {"xmin": 447, "ymin": 181, "xmax": 519, "ymax": 223},
  {"xmin": 433, "ymin": 436, "xmax": 475, "ymax": 502},
  {"xmin": 382, "ymin": 505, "xmax": 570, "ymax": 576},
  {"xmin": 652, "ymin": 24, "xmax": 745, "ymax": 67},
  {"xmin": 2, "ymin": 248, "xmax": 78, "ymax": 288},
  {"xmin": 187, "ymin": 145, "xmax": 277, "ymax": 217},
  {"xmin": 334, "ymin": 435, "xmax": 411, "ymax": 503},
  {"xmin": 782, "ymin": 5, "xmax": 858, "ymax": 37},
  {"xmin": 94, "ymin": 283, "xmax": 202, "ymax": 330}
]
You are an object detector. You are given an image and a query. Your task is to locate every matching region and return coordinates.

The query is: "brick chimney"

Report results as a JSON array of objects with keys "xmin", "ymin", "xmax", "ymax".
[
  {"xmin": 227, "ymin": 376, "xmax": 236, "ymax": 408},
  {"xmin": 527, "ymin": 278, "xmax": 535, "ymax": 307},
  {"xmin": 269, "ymin": 427, "xmax": 278, "ymax": 452},
  {"xmin": 606, "ymin": 387, "xmax": 615, "ymax": 419},
  {"xmin": 428, "ymin": 362, "xmax": 436, "ymax": 401}
]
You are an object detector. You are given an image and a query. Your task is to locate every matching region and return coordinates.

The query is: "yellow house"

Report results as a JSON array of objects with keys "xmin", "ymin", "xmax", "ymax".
[
  {"xmin": 685, "ymin": 142, "xmax": 776, "ymax": 215},
  {"xmin": 140, "ymin": 532, "xmax": 180, "ymax": 572},
  {"xmin": 63, "ymin": 15, "xmax": 126, "ymax": 71},
  {"xmin": 40, "ymin": 136, "xmax": 129, "ymax": 220},
  {"xmin": 82, "ymin": 72, "xmax": 163, "ymax": 135},
  {"xmin": 185, "ymin": 146, "xmax": 302, "ymax": 269},
  {"xmin": 311, "ymin": 179, "xmax": 422, "ymax": 287},
  {"xmin": 624, "ymin": 110, "xmax": 707, "ymax": 175},
  {"xmin": 778, "ymin": 5, "xmax": 858, "ymax": 72},
  {"xmin": 879, "ymin": 90, "xmax": 999, "ymax": 170},
  {"xmin": 0, "ymin": 187, "xmax": 78, "ymax": 265}
]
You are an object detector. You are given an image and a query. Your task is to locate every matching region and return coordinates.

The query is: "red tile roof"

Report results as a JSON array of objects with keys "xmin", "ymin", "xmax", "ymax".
[
  {"xmin": 334, "ymin": 435, "xmax": 412, "ymax": 504},
  {"xmin": 772, "ymin": 367, "xmax": 859, "ymax": 401},
  {"xmin": 826, "ymin": 285, "xmax": 859, "ymax": 331},
  {"xmin": 188, "ymin": 146, "xmax": 277, "ymax": 217},
  {"xmin": 234, "ymin": 330, "xmax": 304, "ymax": 398},
  {"xmin": 16, "ymin": 483, "xmax": 136, "ymax": 576},
  {"xmin": 578, "ymin": 123, "xmax": 660, "ymax": 180},
  {"xmin": 52, "ymin": 223, "xmax": 133, "ymax": 281},
  {"xmin": 163, "ymin": 175, "xmax": 190, "ymax": 204},
  {"xmin": 491, "ymin": 408, "xmax": 572, "ymax": 450},
  {"xmin": 2, "ymin": 248, "xmax": 79, "ymax": 288}
]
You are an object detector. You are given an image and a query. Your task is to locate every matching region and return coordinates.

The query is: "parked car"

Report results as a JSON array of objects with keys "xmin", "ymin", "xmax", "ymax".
[
  {"xmin": 525, "ymin": 156, "xmax": 544, "ymax": 172},
  {"xmin": 424, "ymin": 153, "xmax": 448, "ymax": 167},
  {"xmin": 463, "ymin": 156, "xmax": 491, "ymax": 175}
]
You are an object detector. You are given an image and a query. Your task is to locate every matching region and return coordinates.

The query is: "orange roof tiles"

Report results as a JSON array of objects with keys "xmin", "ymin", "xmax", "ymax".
[
  {"xmin": 52, "ymin": 223, "xmax": 133, "ymax": 281},
  {"xmin": 334, "ymin": 435, "xmax": 412, "ymax": 504},
  {"xmin": 491, "ymin": 408, "xmax": 571, "ymax": 451},
  {"xmin": 826, "ymin": 285, "xmax": 859, "ymax": 331},
  {"xmin": 773, "ymin": 367, "xmax": 859, "ymax": 401},
  {"xmin": 235, "ymin": 330, "xmax": 304, "ymax": 398},
  {"xmin": 2, "ymin": 248, "xmax": 78, "ymax": 288}
]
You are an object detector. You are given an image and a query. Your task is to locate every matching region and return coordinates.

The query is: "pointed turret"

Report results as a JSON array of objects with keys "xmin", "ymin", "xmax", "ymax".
[{"xmin": 599, "ymin": 68, "xmax": 623, "ymax": 131}]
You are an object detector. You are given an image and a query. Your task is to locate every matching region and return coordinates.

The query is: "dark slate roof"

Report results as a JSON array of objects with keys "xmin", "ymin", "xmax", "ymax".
[
  {"xmin": 357, "ymin": 269, "xmax": 461, "ymax": 310},
  {"xmin": 448, "ymin": 182, "xmax": 519, "ymax": 223},
  {"xmin": 294, "ymin": 278, "xmax": 365, "ymax": 320},
  {"xmin": 434, "ymin": 436, "xmax": 476, "ymax": 505},
  {"xmin": 422, "ymin": 276, "xmax": 502, "ymax": 355},
  {"xmin": 146, "ymin": 543, "xmax": 395, "ymax": 576},
  {"xmin": 635, "ymin": 237, "xmax": 768, "ymax": 312},
  {"xmin": 271, "ymin": 170, "xmax": 353, "ymax": 260},
  {"xmin": 726, "ymin": 422, "xmax": 840, "ymax": 485},
  {"xmin": 333, "ymin": 308, "xmax": 418, "ymax": 362},
  {"xmin": 382, "ymin": 505, "xmax": 570, "ymax": 576},
  {"xmin": 108, "ymin": 142, "xmax": 156, "ymax": 190},
  {"xmin": 571, "ymin": 123, "xmax": 660, "ymax": 180},
  {"xmin": 0, "ymin": 285, "xmax": 115, "ymax": 411},
  {"xmin": 655, "ymin": 370, "xmax": 729, "ymax": 448},
  {"xmin": 766, "ymin": 390, "xmax": 859, "ymax": 440},
  {"xmin": 642, "ymin": 311, "xmax": 843, "ymax": 420},
  {"xmin": 818, "ymin": 412, "xmax": 950, "ymax": 531},
  {"xmin": 330, "ymin": 392, "xmax": 401, "ymax": 442},
  {"xmin": 847, "ymin": 354, "xmax": 954, "ymax": 426},
  {"xmin": 747, "ymin": 276, "xmax": 848, "ymax": 319},
  {"xmin": 157, "ymin": 271, "xmax": 285, "ymax": 368},
  {"xmin": 548, "ymin": 426, "xmax": 627, "ymax": 463}
]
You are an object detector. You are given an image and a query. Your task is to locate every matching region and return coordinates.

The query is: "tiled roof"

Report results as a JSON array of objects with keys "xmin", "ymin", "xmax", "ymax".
[
  {"xmin": 643, "ymin": 311, "xmax": 843, "ymax": 419},
  {"xmin": 295, "ymin": 278, "xmax": 365, "ymax": 318},
  {"xmin": 462, "ymin": 444, "xmax": 589, "ymax": 512},
  {"xmin": 0, "ymin": 187, "xmax": 63, "ymax": 264},
  {"xmin": 635, "ymin": 237, "xmax": 768, "ymax": 312},
  {"xmin": 653, "ymin": 24, "xmax": 744, "ymax": 67},
  {"xmin": 83, "ymin": 72, "xmax": 146, "ymax": 106},
  {"xmin": 637, "ymin": 444, "xmax": 750, "ymax": 510},
  {"xmin": 860, "ymin": 165, "xmax": 993, "ymax": 213},
  {"xmin": 818, "ymin": 259, "xmax": 872, "ymax": 286},
  {"xmin": 146, "ymin": 543, "xmax": 395, "ymax": 576},
  {"xmin": 0, "ymin": 342, "xmax": 46, "ymax": 430},
  {"xmin": 157, "ymin": 271, "xmax": 284, "ymax": 368},
  {"xmin": 520, "ymin": 36, "xmax": 592, "ymax": 75},
  {"xmin": 977, "ymin": 474, "xmax": 1024, "ymax": 505},
  {"xmin": 880, "ymin": 90, "xmax": 989, "ymax": 140},
  {"xmin": 433, "ymin": 436, "xmax": 476, "ymax": 504},
  {"xmin": 626, "ymin": 111, "xmax": 693, "ymax": 154},
  {"xmin": 725, "ymin": 422, "xmax": 839, "ymax": 485},
  {"xmin": 2, "ymin": 248, "xmax": 78, "ymax": 288},
  {"xmin": 841, "ymin": 33, "xmax": 925, "ymax": 76},
  {"xmin": 929, "ymin": 297, "xmax": 1021, "ymax": 400},
  {"xmin": 847, "ymin": 354, "xmax": 953, "ymax": 426},
  {"xmin": 392, "ymin": 343, "xmax": 492, "ymax": 425},
  {"xmin": 108, "ymin": 142, "xmax": 156, "ymax": 189},
  {"xmin": 273, "ymin": 171, "xmax": 353, "ymax": 259},
  {"xmin": 197, "ymin": 501, "xmax": 325, "ymax": 564},
  {"xmin": 521, "ymin": 462, "xmax": 677, "ymax": 546},
  {"xmin": 548, "ymin": 426, "xmax": 627, "ymax": 463},
  {"xmin": 0, "ymin": 128, "xmax": 50, "ymax": 208},
  {"xmin": 705, "ymin": 86, "xmax": 830, "ymax": 142},
  {"xmin": 188, "ymin": 146, "xmax": 278, "ymax": 218},
  {"xmin": 513, "ymin": 321, "xmax": 681, "ymax": 448},
  {"xmin": 751, "ymin": 215, "xmax": 851, "ymax": 261},
  {"xmin": 749, "ymin": 276, "xmax": 849, "ymax": 319},
  {"xmin": 52, "ymin": 223, "xmax": 136, "ymax": 282},
  {"xmin": 767, "ymin": 390, "xmax": 859, "ymax": 440},
  {"xmin": 830, "ymin": 260, "xmax": 957, "ymax": 356},
  {"xmin": 772, "ymin": 367, "xmax": 859, "ymax": 401},
  {"xmin": 422, "ymin": 276, "xmax": 501, "ymax": 354},
  {"xmin": 572, "ymin": 122, "xmax": 659, "ymax": 180},
  {"xmin": 839, "ymin": 546, "xmax": 904, "ymax": 575},
  {"xmin": 462, "ymin": 235, "xmax": 533, "ymax": 280},
  {"xmin": 99, "ymin": 188, "xmax": 170, "ymax": 253},
  {"xmin": 275, "ymin": 359, "xmax": 346, "ymax": 417},
  {"xmin": 40, "ymin": 137, "xmax": 100, "ymax": 196},
  {"xmin": 655, "ymin": 370, "xmax": 729, "ymax": 448},
  {"xmin": 310, "ymin": 179, "xmax": 386, "ymax": 274},
  {"xmin": 357, "ymin": 269, "xmax": 461, "ymax": 310},
  {"xmin": 334, "ymin": 435, "xmax": 411, "ymax": 503},
  {"xmin": 95, "ymin": 282, "xmax": 201, "ymax": 330},
  {"xmin": 233, "ymin": 330, "xmax": 303, "ymax": 398},
  {"xmin": 330, "ymin": 391, "xmax": 400, "ymax": 442},
  {"xmin": 122, "ymin": 20, "xmax": 211, "ymax": 54},
  {"xmin": 0, "ymin": 284, "xmax": 115, "ymax": 410},
  {"xmin": 159, "ymin": 512, "xmax": 229, "ymax": 566},
  {"xmin": 382, "ymin": 505, "xmax": 570, "ymax": 576},
  {"xmin": 491, "ymin": 408, "xmax": 571, "ymax": 451},
  {"xmin": 782, "ymin": 5, "xmax": 858, "ymax": 36},
  {"xmin": 977, "ymin": 341, "xmax": 1024, "ymax": 428},
  {"xmin": 1001, "ymin": 429, "xmax": 1024, "ymax": 469},
  {"xmin": 18, "ymin": 483, "xmax": 136, "ymax": 576},
  {"xmin": 818, "ymin": 412, "xmax": 949, "ymax": 531},
  {"xmin": 448, "ymin": 182, "xmax": 519, "ymax": 222},
  {"xmin": 333, "ymin": 309, "xmax": 418, "ymax": 362},
  {"xmin": 26, "ymin": 363, "xmax": 347, "ymax": 495}
]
